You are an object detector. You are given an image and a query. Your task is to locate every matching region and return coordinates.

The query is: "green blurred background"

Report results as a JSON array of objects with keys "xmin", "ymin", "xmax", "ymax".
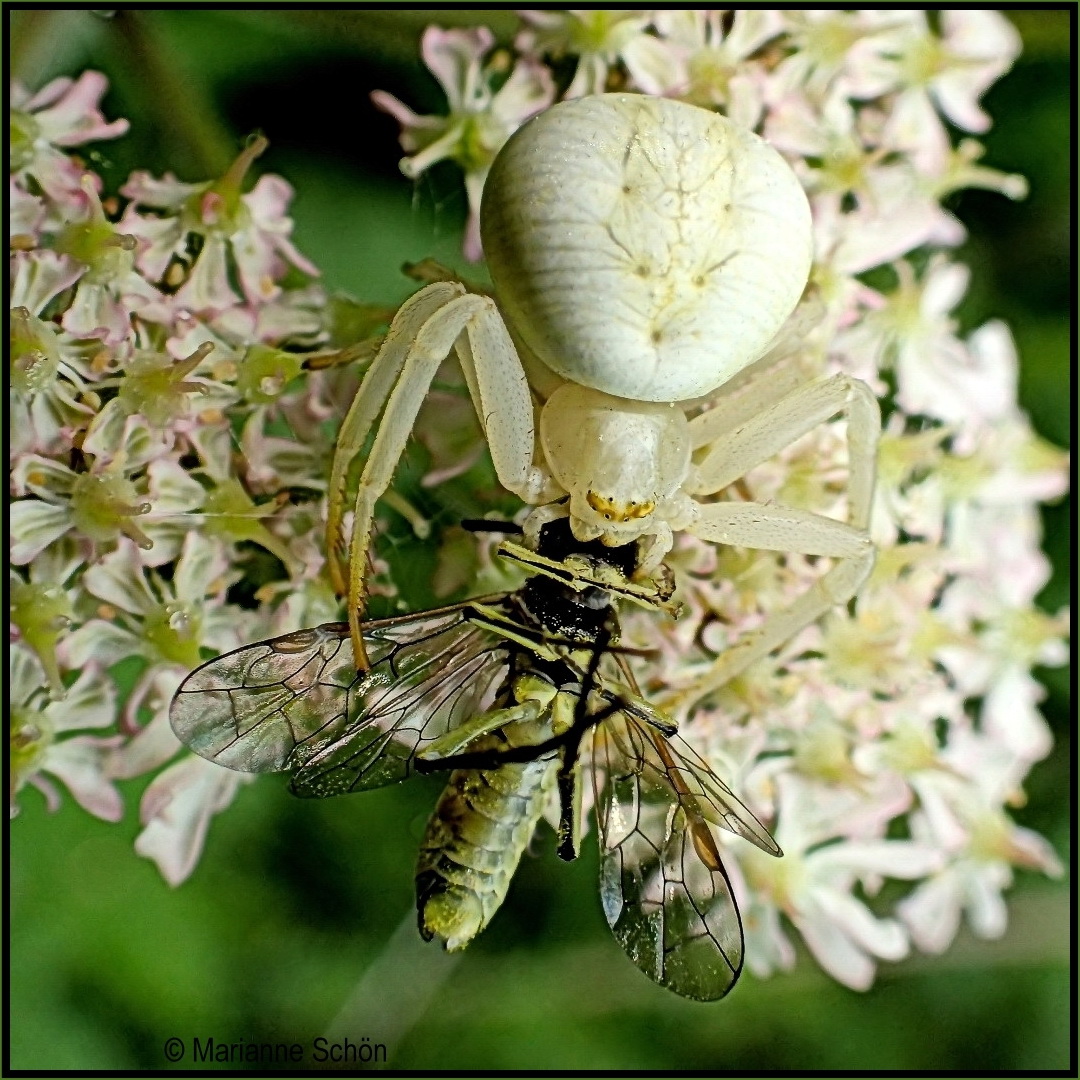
[{"xmin": 9, "ymin": 9, "xmax": 1071, "ymax": 1072}]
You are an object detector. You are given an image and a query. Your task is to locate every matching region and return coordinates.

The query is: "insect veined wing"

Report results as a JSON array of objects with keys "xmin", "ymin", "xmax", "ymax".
[
  {"xmin": 171, "ymin": 621, "xmax": 359, "ymax": 773},
  {"xmin": 606, "ymin": 653, "xmax": 781, "ymax": 859},
  {"xmin": 592, "ymin": 704, "xmax": 773, "ymax": 1001},
  {"xmin": 170, "ymin": 599, "xmax": 514, "ymax": 793},
  {"xmin": 289, "ymin": 606, "xmax": 514, "ymax": 797},
  {"xmin": 631, "ymin": 708, "xmax": 783, "ymax": 859}
]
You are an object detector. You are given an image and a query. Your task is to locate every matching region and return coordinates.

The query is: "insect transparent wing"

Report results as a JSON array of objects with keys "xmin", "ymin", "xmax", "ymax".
[
  {"xmin": 645, "ymin": 719, "xmax": 782, "ymax": 858},
  {"xmin": 289, "ymin": 611, "xmax": 512, "ymax": 797},
  {"xmin": 170, "ymin": 622, "xmax": 361, "ymax": 774},
  {"xmin": 593, "ymin": 711, "xmax": 772, "ymax": 1001},
  {"xmin": 170, "ymin": 604, "xmax": 512, "ymax": 794}
]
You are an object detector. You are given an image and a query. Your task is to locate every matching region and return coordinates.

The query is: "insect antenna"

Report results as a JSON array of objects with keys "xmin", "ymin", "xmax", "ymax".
[{"xmin": 459, "ymin": 518, "xmax": 524, "ymax": 535}]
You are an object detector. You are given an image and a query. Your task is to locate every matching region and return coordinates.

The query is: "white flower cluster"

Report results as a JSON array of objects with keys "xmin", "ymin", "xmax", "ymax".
[{"xmin": 9, "ymin": 72, "xmax": 357, "ymax": 881}]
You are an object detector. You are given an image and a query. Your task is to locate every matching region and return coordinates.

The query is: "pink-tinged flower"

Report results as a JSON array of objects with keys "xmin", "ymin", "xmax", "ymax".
[
  {"xmin": 120, "ymin": 137, "xmax": 318, "ymax": 312},
  {"xmin": 166, "ymin": 295, "xmax": 324, "ymax": 412},
  {"xmin": 871, "ymin": 431, "xmax": 951, "ymax": 547},
  {"xmin": 10, "ymin": 71, "xmax": 129, "ymax": 148},
  {"xmin": 838, "ymin": 255, "xmax": 1019, "ymax": 427},
  {"xmin": 951, "ymin": 414, "xmax": 1070, "ymax": 510},
  {"xmin": 134, "ymin": 754, "xmax": 249, "ymax": 886},
  {"xmin": 116, "ymin": 171, "xmax": 207, "ymax": 279},
  {"xmin": 926, "ymin": 11, "xmax": 1024, "ymax": 131},
  {"xmin": 111, "ymin": 670, "xmax": 190, "ymax": 774},
  {"xmin": 766, "ymin": 87, "xmax": 874, "ymax": 180},
  {"xmin": 633, "ymin": 10, "xmax": 783, "ymax": 127},
  {"xmin": 925, "ymin": 137, "xmax": 1029, "ymax": 204},
  {"xmin": 9, "ymin": 396, "xmax": 221, "ymax": 569},
  {"xmin": 229, "ymin": 173, "xmax": 319, "ymax": 305},
  {"xmin": 9, "ymin": 540, "xmax": 81, "ymax": 698},
  {"xmin": 814, "ymin": 545, "xmax": 957, "ymax": 699},
  {"xmin": 372, "ymin": 26, "xmax": 555, "ymax": 260},
  {"xmin": 897, "ymin": 728, "xmax": 1064, "ymax": 953},
  {"xmin": 59, "ymin": 531, "xmax": 245, "ymax": 681},
  {"xmin": 811, "ymin": 177, "xmax": 956, "ymax": 287},
  {"xmin": 914, "ymin": 309, "xmax": 1023, "ymax": 428},
  {"xmin": 168, "ymin": 431, "xmax": 306, "ymax": 578},
  {"xmin": 517, "ymin": 10, "xmax": 667, "ymax": 99},
  {"xmin": 82, "ymin": 341, "xmax": 237, "ymax": 457},
  {"xmin": 9, "ymin": 71, "xmax": 129, "ymax": 209},
  {"xmin": 772, "ymin": 10, "xmax": 915, "ymax": 100},
  {"xmin": 9, "ymin": 246, "xmax": 84, "ymax": 318},
  {"xmin": 124, "ymin": 458, "xmax": 213, "ymax": 568},
  {"xmin": 211, "ymin": 281, "xmax": 328, "ymax": 351},
  {"xmin": 739, "ymin": 774, "xmax": 945, "ymax": 990},
  {"xmin": 935, "ymin": 506, "xmax": 1069, "ymax": 763},
  {"xmin": 11, "ymin": 435, "xmax": 159, "ymax": 566},
  {"xmin": 767, "ymin": 88, "xmax": 969, "ymax": 263},
  {"xmin": 106, "ymin": 631, "xmax": 252, "ymax": 886},
  {"xmin": 942, "ymin": 481, "xmax": 1059, "ymax": 610},
  {"xmin": 851, "ymin": 11, "xmax": 1022, "ymax": 172},
  {"xmin": 10, "ymin": 177, "xmax": 46, "ymax": 241},
  {"xmin": 238, "ymin": 406, "xmax": 323, "ymax": 492},
  {"xmin": 9, "ymin": 642, "xmax": 122, "ymax": 821},
  {"xmin": 52, "ymin": 175, "xmax": 170, "ymax": 346},
  {"xmin": 9, "ymin": 254, "xmax": 99, "ymax": 457}
]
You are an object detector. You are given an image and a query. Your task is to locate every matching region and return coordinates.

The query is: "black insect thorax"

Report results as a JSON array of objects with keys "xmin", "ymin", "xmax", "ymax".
[{"xmin": 519, "ymin": 518, "xmax": 638, "ymax": 643}]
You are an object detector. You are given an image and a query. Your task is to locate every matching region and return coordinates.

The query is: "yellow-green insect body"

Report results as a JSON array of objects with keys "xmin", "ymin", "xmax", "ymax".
[
  {"xmin": 416, "ymin": 753, "xmax": 553, "ymax": 951},
  {"xmin": 416, "ymin": 673, "xmax": 575, "ymax": 950}
]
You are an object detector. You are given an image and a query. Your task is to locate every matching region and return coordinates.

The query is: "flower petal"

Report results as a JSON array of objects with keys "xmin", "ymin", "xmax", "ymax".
[
  {"xmin": 134, "ymin": 756, "xmax": 246, "ymax": 885},
  {"xmin": 10, "ymin": 500, "xmax": 73, "ymax": 564}
]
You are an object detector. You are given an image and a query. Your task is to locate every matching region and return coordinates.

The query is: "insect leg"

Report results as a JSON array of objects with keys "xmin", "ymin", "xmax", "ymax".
[
  {"xmin": 419, "ymin": 672, "xmax": 558, "ymax": 767},
  {"xmin": 553, "ymin": 620, "xmax": 617, "ymax": 862},
  {"xmin": 418, "ymin": 699, "xmax": 544, "ymax": 765}
]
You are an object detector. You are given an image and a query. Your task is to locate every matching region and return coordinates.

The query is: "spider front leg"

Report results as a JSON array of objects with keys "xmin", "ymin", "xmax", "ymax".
[
  {"xmin": 326, "ymin": 282, "xmax": 547, "ymax": 669},
  {"xmin": 678, "ymin": 372, "xmax": 881, "ymax": 706},
  {"xmin": 327, "ymin": 282, "xmax": 462, "ymax": 597}
]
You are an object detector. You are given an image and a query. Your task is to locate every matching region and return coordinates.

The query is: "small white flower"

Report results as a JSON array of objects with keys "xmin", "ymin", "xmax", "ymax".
[
  {"xmin": 134, "ymin": 752, "xmax": 249, "ymax": 886},
  {"xmin": 738, "ymin": 775, "xmax": 944, "ymax": 990},
  {"xmin": 372, "ymin": 25, "xmax": 555, "ymax": 260},
  {"xmin": 9, "ymin": 643, "xmax": 122, "ymax": 820}
]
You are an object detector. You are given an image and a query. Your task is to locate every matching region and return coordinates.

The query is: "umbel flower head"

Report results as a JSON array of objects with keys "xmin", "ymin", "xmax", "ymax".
[
  {"xmin": 8, "ymin": 9, "xmax": 1067, "ymax": 996},
  {"xmin": 8, "ymin": 72, "xmax": 339, "ymax": 835}
]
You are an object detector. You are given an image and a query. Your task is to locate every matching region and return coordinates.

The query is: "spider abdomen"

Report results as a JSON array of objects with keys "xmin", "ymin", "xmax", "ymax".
[{"xmin": 481, "ymin": 93, "xmax": 813, "ymax": 403}]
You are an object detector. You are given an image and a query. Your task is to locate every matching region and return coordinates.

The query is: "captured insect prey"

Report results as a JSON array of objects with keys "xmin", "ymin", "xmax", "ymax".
[{"xmin": 170, "ymin": 519, "xmax": 781, "ymax": 1001}]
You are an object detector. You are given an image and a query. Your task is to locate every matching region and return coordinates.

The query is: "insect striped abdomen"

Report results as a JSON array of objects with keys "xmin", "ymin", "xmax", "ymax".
[{"xmin": 416, "ymin": 755, "xmax": 553, "ymax": 951}]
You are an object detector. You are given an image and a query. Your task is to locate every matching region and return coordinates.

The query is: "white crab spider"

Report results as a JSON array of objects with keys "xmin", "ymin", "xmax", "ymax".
[{"xmin": 328, "ymin": 93, "xmax": 879, "ymax": 672}]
